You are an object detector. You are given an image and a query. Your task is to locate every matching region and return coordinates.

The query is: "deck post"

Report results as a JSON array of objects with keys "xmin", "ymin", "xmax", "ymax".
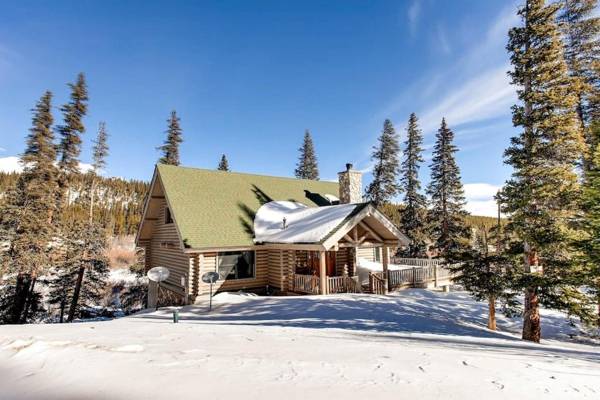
[
  {"xmin": 434, "ymin": 264, "xmax": 438, "ymax": 288},
  {"xmin": 382, "ymin": 245, "xmax": 389, "ymax": 294},
  {"xmin": 319, "ymin": 251, "xmax": 327, "ymax": 295}
]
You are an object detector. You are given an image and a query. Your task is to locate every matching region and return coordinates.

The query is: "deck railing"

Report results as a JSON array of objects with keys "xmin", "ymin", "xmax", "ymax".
[
  {"xmin": 387, "ymin": 263, "xmax": 458, "ymax": 290},
  {"xmin": 291, "ymin": 273, "xmax": 320, "ymax": 295},
  {"xmin": 369, "ymin": 272, "xmax": 386, "ymax": 295},
  {"xmin": 327, "ymin": 276, "xmax": 361, "ymax": 294}
]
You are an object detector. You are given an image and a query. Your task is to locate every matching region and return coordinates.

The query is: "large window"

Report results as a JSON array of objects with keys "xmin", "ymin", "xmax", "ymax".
[
  {"xmin": 164, "ymin": 207, "xmax": 173, "ymax": 224},
  {"xmin": 217, "ymin": 251, "xmax": 255, "ymax": 280}
]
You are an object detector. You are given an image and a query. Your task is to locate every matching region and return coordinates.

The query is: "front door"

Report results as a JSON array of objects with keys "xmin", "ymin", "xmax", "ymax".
[{"xmin": 326, "ymin": 251, "xmax": 336, "ymax": 276}]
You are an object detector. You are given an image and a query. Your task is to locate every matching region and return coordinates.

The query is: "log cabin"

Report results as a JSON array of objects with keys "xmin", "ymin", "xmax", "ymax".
[{"xmin": 135, "ymin": 163, "xmax": 410, "ymax": 304}]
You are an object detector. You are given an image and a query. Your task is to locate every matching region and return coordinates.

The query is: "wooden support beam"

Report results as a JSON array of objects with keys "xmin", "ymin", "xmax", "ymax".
[
  {"xmin": 319, "ymin": 251, "xmax": 327, "ymax": 295},
  {"xmin": 358, "ymin": 221, "xmax": 383, "ymax": 242},
  {"xmin": 382, "ymin": 245, "xmax": 389, "ymax": 294},
  {"xmin": 144, "ymin": 217, "xmax": 159, "ymax": 221},
  {"xmin": 151, "ymin": 195, "xmax": 165, "ymax": 199}
]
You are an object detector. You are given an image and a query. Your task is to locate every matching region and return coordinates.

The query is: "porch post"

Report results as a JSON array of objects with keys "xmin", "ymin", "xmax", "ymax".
[
  {"xmin": 319, "ymin": 251, "xmax": 327, "ymax": 295},
  {"xmin": 382, "ymin": 245, "xmax": 389, "ymax": 294}
]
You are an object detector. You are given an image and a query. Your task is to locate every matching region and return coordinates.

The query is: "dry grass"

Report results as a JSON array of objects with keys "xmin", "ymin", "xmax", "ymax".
[{"xmin": 107, "ymin": 235, "xmax": 137, "ymax": 269}]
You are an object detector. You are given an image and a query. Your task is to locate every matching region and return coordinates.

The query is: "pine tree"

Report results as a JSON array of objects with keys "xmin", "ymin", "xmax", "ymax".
[
  {"xmin": 502, "ymin": 0, "xmax": 587, "ymax": 342},
  {"xmin": 399, "ymin": 113, "xmax": 428, "ymax": 256},
  {"xmin": 0, "ymin": 91, "xmax": 58, "ymax": 323},
  {"xmin": 56, "ymin": 73, "xmax": 88, "ymax": 209},
  {"xmin": 295, "ymin": 130, "xmax": 319, "ymax": 180},
  {"xmin": 365, "ymin": 119, "xmax": 400, "ymax": 205},
  {"xmin": 451, "ymin": 224, "xmax": 517, "ymax": 331},
  {"xmin": 579, "ymin": 122, "xmax": 600, "ymax": 324},
  {"xmin": 426, "ymin": 118, "xmax": 469, "ymax": 258},
  {"xmin": 558, "ymin": 0, "xmax": 600, "ymax": 157},
  {"xmin": 89, "ymin": 122, "xmax": 109, "ymax": 223},
  {"xmin": 58, "ymin": 221, "xmax": 109, "ymax": 322},
  {"xmin": 217, "ymin": 154, "xmax": 230, "ymax": 171},
  {"xmin": 157, "ymin": 111, "xmax": 183, "ymax": 166}
]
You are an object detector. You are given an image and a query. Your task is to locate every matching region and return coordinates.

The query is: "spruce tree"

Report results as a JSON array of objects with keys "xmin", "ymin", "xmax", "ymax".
[
  {"xmin": 157, "ymin": 111, "xmax": 183, "ymax": 166},
  {"xmin": 452, "ymin": 225, "xmax": 517, "ymax": 331},
  {"xmin": 558, "ymin": 0, "xmax": 600, "ymax": 167},
  {"xmin": 217, "ymin": 154, "xmax": 230, "ymax": 171},
  {"xmin": 0, "ymin": 91, "xmax": 58, "ymax": 323},
  {"xmin": 89, "ymin": 122, "xmax": 109, "ymax": 223},
  {"xmin": 365, "ymin": 119, "xmax": 400, "ymax": 205},
  {"xmin": 55, "ymin": 221, "xmax": 109, "ymax": 322},
  {"xmin": 426, "ymin": 118, "xmax": 469, "ymax": 258},
  {"xmin": 294, "ymin": 130, "xmax": 319, "ymax": 180},
  {"xmin": 579, "ymin": 122, "xmax": 600, "ymax": 324},
  {"xmin": 57, "ymin": 73, "xmax": 88, "ymax": 209},
  {"xmin": 503, "ymin": 0, "xmax": 587, "ymax": 342},
  {"xmin": 400, "ymin": 113, "xmax": 428, "ymax": 256}
]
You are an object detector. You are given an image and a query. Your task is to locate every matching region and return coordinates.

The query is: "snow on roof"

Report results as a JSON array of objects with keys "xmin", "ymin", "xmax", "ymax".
[{"xmin": 253, "ymin": 201, "xmax": 361, "ymax": 244}]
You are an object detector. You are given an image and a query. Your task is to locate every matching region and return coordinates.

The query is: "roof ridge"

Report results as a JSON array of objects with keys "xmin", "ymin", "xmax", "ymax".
[{"xmin": 156, "ymin": 163, "xmax": 339, "ymax": 185}]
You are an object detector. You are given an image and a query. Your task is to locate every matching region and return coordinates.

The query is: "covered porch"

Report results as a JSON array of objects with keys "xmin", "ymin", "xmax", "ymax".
[{"xmin": 254, "ymin": 201, "xmax": 408, "ymax": 295}]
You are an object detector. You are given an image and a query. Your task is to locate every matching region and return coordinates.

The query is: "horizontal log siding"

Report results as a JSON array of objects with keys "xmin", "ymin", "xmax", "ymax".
[
  {"xmin": 198, "ymin": 250, "xmax": 269, "ymax": 295},
  {"xmin": 268, "ymin": 250, "xmax": 283, "ymax": 289},
  {"xmin": 356, "ymin": 246, "xmax": 376, "ymax": 262},
  {"xmin": 148, "ymin": 199, "xmax": 191, "ymax": 290},
  {"xmin": 335, "ymin": 248, "xmax": 350, "ymax": 276}
]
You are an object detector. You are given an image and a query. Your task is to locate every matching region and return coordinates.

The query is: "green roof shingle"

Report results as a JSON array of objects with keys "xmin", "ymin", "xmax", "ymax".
[{"xmin": 157, "ymin": 164, "xmax": 340, "ymax": 249}]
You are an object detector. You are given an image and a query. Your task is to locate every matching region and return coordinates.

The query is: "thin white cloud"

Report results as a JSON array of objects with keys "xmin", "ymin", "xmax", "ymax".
[
  {"xmin": 436, "ymin": 25, "xmax": 452, "ymax": 55},
  {"xmin": 464, "ymin": 183, "xmax": 501, "ymax": 217},
  {"xmin": 0, "ymin": 147, "xmax": 6, "ymax": 152},
  {"xmin": 418, "ymin": 64, "xmax": 515, "ymax": 134},
  {"xmin": 0, "ymin": 156, "xmax": 94, "ymax": 174},
  {"xmin": 407, "ymin": 1, "xmax": 421, "ymax": 37}
]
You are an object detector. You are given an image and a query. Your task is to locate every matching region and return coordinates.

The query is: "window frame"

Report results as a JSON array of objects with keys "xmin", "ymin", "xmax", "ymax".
[
  {"xmin": 164, "ymin": 206, "xmax": 173, "ymax": 224},
  {"xmin": 216, "ymin": 250, "xmax": 256, "ymax": 281}
]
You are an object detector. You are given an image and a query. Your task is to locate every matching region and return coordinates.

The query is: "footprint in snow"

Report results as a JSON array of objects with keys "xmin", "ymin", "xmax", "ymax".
[
  {"xmin": 491, "ymin": 380, "xmax": 504, "ymax": 390},
  {"xmin": 418, "ymin": 366, "xmax": 426, "ymax": 373},
  {"xmin": 462, "ymin": 360, "xmax": 469, "ymax": 366}
]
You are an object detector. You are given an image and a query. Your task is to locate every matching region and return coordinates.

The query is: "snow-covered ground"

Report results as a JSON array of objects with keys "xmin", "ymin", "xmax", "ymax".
[{"xmin": 1, "ymin": 289, "xmax": 599, "ymax": 400}]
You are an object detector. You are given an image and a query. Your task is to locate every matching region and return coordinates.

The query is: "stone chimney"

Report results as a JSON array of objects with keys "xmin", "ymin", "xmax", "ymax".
[{"xmin": 338, "ymin": 163, "xmax": 362, "ymax": 204}]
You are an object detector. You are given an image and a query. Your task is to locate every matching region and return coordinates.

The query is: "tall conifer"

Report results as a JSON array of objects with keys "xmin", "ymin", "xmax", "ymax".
[
  {"xmin": 89, "ymin": 122, "xmax": 109, "ymax": 223},
  {"xmin": 365, "ymin": 119, "xmax": 400, "ymax": 205},
  {"xmin": 400, "ymin": 113, "xmax": 428, "ymax": 256},
  {"xmin": 218, "ymin": 154, "xmax": 230, "ymax": 171},
  {"xmin": 503, "ymin": 0, "xmax": 586, "ymax": 342},
  {"xmin": 426, "ymin": 118, "xmax": 469, "ymax": 257},
  {"xmin": 0, "ymin": 91, "xmax": 58, "ymax": 323},
  {"xmin": 57, "ymin": 73, "xmax": 88, "ymax": 209},
  {"xmin": 558, "ymin": 0, "xmax": 600, "ymax": 165},
  {"xmin": 157, "ymin": 111, "xmax": 183, "ymax": 166},
  {"xmin": 295, "ymin": 130, "xmax": 319, "ymax": 180}
]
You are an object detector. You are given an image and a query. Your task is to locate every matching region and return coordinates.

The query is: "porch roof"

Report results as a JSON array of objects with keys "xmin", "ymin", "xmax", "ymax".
[{"xmin": 254, "ymin": 200, "xmax": 409, "ymax": 250}]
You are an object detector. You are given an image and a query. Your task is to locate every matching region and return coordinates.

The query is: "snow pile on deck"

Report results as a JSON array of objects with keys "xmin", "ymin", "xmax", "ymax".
[
  {"xmin": 1, "ymin": 290, "xmax": 598, "ymax": 400},
  {"xmin": 254, "ymin": 200, "xmax": 359, "ymax": 244}
]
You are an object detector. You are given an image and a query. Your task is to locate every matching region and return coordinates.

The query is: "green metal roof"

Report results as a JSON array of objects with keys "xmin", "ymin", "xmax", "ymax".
[{"xmin": 156, "ymin": 164, "xmax": 340, "ymax": 249}]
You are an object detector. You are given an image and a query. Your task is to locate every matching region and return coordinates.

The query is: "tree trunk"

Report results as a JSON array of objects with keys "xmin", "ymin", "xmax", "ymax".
[
  {"xmin": 89, "ymin": 178, "xmax": 95, "ymax": 224},
  {"xmin": 67, "ymin": 265, "xmax": 85, "ymax": 322},
  {"xmin": 488, "ymin": 296, "xmax": 497, "ymax": 331},
  {"xmin": 10, "ymin": 273, "xmax": 31, "ymax": 324},
  {"xmin": 522, "ymin": 286, "xmax": 541, "ymax": 342},
  {"xmin": 59, "ymin": 297, "xmax": 65, "ymax": 323},
  {"xmin": 20, "ymin": 276, "xmax": 37, "ymax": 323}
]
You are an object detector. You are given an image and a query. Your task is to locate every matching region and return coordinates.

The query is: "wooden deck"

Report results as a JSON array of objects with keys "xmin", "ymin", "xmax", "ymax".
[{"xmin": 291, "ymin": 258, "xmax": 458, "ymax": 295}]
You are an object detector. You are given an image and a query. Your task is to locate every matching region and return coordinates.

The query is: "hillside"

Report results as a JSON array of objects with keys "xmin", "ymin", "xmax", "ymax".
[
  {"xmin": 0, "ymin": 289, "xmax": 597, "ymax": 399},
  {"xmin": 0, "ymin": 172, "xmax": 148, "ymax": 236}
]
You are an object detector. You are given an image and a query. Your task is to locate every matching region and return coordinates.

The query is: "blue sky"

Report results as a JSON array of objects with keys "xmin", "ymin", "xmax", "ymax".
[{"xmin": 0, "ymin": 0, "xmax": 521, "ymax": 216}]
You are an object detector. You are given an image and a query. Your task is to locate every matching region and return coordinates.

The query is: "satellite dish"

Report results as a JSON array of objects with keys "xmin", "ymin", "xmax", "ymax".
[
  {"xmin": 147, "ymin": 267, "xmax": 170, "ymax": 282},
  {"xmin": 202, "ymin": 272, "xmax": 220, "ymax": 284}
]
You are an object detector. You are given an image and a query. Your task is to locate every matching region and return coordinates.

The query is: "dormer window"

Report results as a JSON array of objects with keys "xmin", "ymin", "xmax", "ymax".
[{"xmin": 164, "ymin": 207, "xmax": 173, "ymax": 224}]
